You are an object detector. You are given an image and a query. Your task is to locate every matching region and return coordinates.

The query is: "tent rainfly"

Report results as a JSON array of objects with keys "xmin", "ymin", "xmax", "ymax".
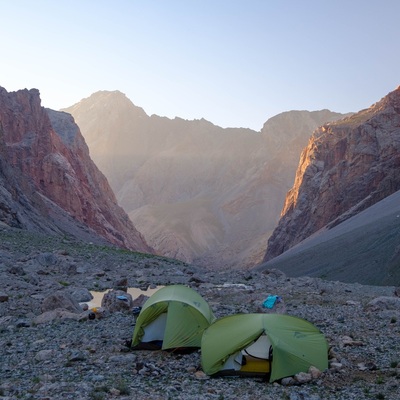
[
  {"xmin": 201, "ymin": 313, "xmax": 328, "ymax": 382},
  {"xmin": 131, "ymin": 285, "xmax": 215, "ymax": 351}
]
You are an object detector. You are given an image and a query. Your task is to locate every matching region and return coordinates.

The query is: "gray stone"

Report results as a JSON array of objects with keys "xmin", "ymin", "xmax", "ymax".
[
  {"xmin": 33, "ymin": 309, "xmax": 81, "ymax": 324},
  {"xmin": 36, "ymin": 252, "xmax": 59, "ymax": 267},
  {"xmin": 35, "ymin": 349, "xmax": 54, "ymax": 361},
  {"xmin": 366, "ymin": 296, "xmax": 400, "ymax": 311},
  {"xmin": 41, "ymin": 290, "xmax": 82, "ymax": 313},
  {"xmin": 67, "ymin": 287, "xmax": 93, "ymax": 302},
  {"xmin": 101, "ymin": 289, "xmax": 133, "ymax": 312},
  {"xmin": 294, "ymin": 372, "xmax": 312, "ymax": 384},
  {"xmin": 0, "ymin": 291, "xmax": 9, "ymax": 302}
]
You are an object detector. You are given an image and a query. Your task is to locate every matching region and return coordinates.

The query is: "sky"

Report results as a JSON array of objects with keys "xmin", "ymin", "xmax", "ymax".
[{"xmin": 1, "ymin": 0, "xmax": 400, "ymax": 131}]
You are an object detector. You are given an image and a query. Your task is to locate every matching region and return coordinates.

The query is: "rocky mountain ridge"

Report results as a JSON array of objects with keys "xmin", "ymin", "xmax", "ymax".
[
  {"xmin": 264, "ymin": 85, "xmax": 400, "ymax": 262},
  {"xmin": 64, "ymin": 91, "xmax": 349, "ymax": 268},
  {"xmin": 0, "ymin": 87, "xmax": 151, "ymax": 253}
]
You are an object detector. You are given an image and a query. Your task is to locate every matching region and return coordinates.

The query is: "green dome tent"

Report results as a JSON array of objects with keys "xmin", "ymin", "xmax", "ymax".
[
  {"xmin": 201, "ymin": 313, "xmax": 328, "ymax": 382},
  {"xmin": 131, "ymin": 285, "xmax": 215, "ymax": 351}
]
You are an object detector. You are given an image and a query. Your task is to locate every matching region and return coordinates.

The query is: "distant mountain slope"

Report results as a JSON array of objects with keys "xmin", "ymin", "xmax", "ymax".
[
  {"xmin": 64, "ymin": 91, "xmax": 349, "ymax": 268},
  {"xmin": 264, "ymin": 85, "xmax": 400, "ymax": 263},
  {"xmin": 256, "ymin": 189, "xmax": 400, "ymax": 286},
  {"xmin": 0, "ymin": 87, "xmax": 151, "ymax": 252}
]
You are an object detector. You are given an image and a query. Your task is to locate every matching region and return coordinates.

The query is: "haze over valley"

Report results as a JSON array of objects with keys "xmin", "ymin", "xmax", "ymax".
[
  {"xmin": 1, "ymin": 83, "xmax": 399, "ymax": 286},
  {"xmin": 63, "ymin": 91, "xmax": 350, "ymax": 269}
]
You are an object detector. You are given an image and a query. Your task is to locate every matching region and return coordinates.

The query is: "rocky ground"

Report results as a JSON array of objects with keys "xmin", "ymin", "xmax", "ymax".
[{"xmin": 1, "ymin": 225, "xmax": 400, "ymax": 400}]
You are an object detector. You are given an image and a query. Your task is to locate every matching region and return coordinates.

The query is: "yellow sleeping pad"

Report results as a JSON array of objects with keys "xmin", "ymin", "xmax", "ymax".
[{"xmin": 240, "ymin": 356, "xmax": 270, "ymax": 373}]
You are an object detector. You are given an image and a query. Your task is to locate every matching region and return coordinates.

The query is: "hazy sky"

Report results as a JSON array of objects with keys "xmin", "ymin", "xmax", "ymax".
[{"xmin": 1, "ymin": 0, "xmax": 400, "ymax": 130}]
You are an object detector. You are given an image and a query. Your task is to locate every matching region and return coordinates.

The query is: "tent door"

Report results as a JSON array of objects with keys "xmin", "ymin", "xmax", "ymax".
[
  {"xmin": 242, "ymin": 334, "xmax": 271, "ymax": 359},
  {"xmin": 142, "ymin": 313, "xmax": 167, "ymax": 342}
]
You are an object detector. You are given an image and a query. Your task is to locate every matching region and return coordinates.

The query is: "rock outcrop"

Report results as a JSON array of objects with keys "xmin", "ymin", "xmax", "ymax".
[
  {"xmin": 264, "ymin": 85, "xmax": 400, "ymax": 261},
  {"xmin": 64, "ymin": 90, "xmax": 349, "ymax": 268},
  {"xmin": 0, "ymin": 86, "xmax": 151, "ymax": 253}
]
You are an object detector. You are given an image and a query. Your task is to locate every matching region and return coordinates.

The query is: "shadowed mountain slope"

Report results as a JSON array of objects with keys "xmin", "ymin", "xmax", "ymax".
[{"xmin": 256, "ymin": 189, "xmax": 400, "ymax": 285}]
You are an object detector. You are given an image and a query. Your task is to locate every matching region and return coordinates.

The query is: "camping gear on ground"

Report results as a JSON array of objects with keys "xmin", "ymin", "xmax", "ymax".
[
  {"xmin": 132, "ymin": 306, "xmax": 142, "ymax": 315},
  {"xmin": 262, "ymin": 295, "xmax": 282, "ymax": 309},
  {"xmin": 201, "ymin": 313, "xmax": 328, "ymax": 382},
  {"xmin": 131, "ymin": 285, "xmax": 215, "ymax": 351},
  {"xmin": 260, "ymin": 294, "xmax": 286, "ymax": 314}
]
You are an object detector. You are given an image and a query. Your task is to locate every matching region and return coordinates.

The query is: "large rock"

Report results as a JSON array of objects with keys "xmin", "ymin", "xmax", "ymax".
[
  {"xmin": 41, "ymin": 291, "xmax": 83, "ymax": 313},
  {"xmin": 67, "ymin": 287, "xmax": 93, "ymax": 303},
  {"xmin": 0, "ymin": 291, "xmax": 9, "ymax": 302},
  {"xmin": 101, "ymin": 289, "xmax": 133, "ymax": 312},
  {"xmin": 366, "ymin": 296, "xmax": 400, "ymax": 311},
  {"xmin": 33, "ymin": 309, "xmax": 82, "ymax": 325}
]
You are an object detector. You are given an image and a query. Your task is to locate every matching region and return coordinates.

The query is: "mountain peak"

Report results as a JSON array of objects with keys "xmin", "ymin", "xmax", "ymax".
[{"xmin": 63, "ymin": 90, "xmax": 148, "ymax": 119}]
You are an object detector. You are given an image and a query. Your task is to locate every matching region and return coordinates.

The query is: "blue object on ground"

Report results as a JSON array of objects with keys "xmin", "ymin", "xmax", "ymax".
[{"xmin": 262, "ymin": 295, "xmax": 280, "ymax": 309}]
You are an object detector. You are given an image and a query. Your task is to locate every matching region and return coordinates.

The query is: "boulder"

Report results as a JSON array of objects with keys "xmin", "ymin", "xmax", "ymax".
[
  {"xmin": 67, "ymin": 287, "xmax": 93, "ymax": 303},
  {"xmin": 261, "ymin": 268, "xmax": 287, "ymax": 281},
  {"xmin": 132, "ymin": 294, "xmax": 149, "ymax": 308},
  {"xmin": 113, "ymin": 277, "xmax": 128, "ymax": 292},
  {"xmin": 0, "ymin": 291, "xmax": 9, "ymax": 302},
  {"xmin": 294, "ymin": 371, "xmax": 312, "ymax": 384},
  {"xmin": 341, "ymin": 335, "xmax": 364, "ymax": 347},
  {"xmin": 308, "ymin": 366, "xmax": 322, "ymax": 379},
  {"xmin": 33, "ymin": 309, "xmax": 81, "ymax": 325},
  {"xmin": 35, "ymin": 349, "xmax": 55, "ymax": 361},
  {"xmin": 36, "ymin": 252, "xmax": 60, "ymax": 267},
  {"xmin": 41, "ymin": 291, "xmax": 83, "ymax": 313},
  {"xmin": 8, "ymin": 265, "xmax": 25, "ymax": 275},
  {"xmin": 101, "ymin": 289, "xmax": 133, "ymax": 312},
  {"xmin": 366, "ymin": 296, "xmax": 400, "ymax": 311}
]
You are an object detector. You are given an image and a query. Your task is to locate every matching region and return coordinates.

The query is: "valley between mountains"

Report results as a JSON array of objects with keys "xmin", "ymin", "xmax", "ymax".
[
  {"xmin": 63, "ymin": 91, "xmax": 350, "ymax": 270},
  {"xmin": 1, "ymin": 84, "xmax": 400, "ymax": 399}
]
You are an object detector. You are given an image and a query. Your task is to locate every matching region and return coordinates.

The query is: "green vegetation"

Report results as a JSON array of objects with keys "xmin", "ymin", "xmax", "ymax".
[
  {"xmin": 88, "ymin": 380, "xmax": 130, "ymax": 399},
  {"xmin": 115, "ymin": 379, "xmax": 130, "ymax": 395},
  {"xmin": 89, "ymin": 385, "xmax": 109, "ymax": 400}
]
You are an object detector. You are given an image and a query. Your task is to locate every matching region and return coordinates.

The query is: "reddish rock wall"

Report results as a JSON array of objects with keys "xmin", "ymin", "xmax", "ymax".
[
  {"xmin": 0, "ymin": 87, "xmax": 151, "ymax": 253},
  {"xmin": 265, "ymin": 86, "xmax": 400, "ymax": 261}
]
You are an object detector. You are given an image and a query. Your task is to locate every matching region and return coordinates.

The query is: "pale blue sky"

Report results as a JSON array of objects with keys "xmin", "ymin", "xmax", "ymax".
[{"xmin": 1, "ymin": 0, "xmax": 399, "ymax": 130}]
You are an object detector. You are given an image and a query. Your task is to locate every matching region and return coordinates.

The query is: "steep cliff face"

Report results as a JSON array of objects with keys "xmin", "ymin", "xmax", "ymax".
[
  {"xmin": 264, "ymin": 86, "xmax": 400, "ymax": 261},
  {"xmin": 64, "ymin": 91, "xmax": 349, "ymax": 268},
  {"xmin": 0, "ymin": 87, "xmax": 151, "ymax": 252}
]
